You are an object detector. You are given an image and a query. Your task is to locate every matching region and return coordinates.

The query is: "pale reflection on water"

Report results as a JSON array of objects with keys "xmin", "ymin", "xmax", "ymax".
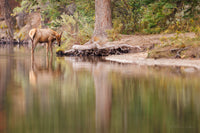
[{"xmin": 0, "ymin": 49, "xmax": 200, "ymax": 133}]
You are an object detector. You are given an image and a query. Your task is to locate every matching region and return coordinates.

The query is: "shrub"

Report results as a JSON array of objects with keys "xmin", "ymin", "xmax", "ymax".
[
  {"xmin": 50, "ymin": 13, "xmax": 93, "ymax": 49},
  {"xmin": 107, "ymin": 19, "xmax": 123, "ymax": 41}
]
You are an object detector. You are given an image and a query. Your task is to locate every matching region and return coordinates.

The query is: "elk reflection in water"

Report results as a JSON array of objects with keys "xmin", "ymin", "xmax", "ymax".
[{"xmin": 29, "ymin": 55, "xmax": 62, "ymax": 88}]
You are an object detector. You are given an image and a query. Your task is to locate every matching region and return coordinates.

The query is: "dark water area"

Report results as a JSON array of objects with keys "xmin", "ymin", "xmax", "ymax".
[{"xmin": 0, "ymin": 48, "xmax": 200, "ymax": 133}]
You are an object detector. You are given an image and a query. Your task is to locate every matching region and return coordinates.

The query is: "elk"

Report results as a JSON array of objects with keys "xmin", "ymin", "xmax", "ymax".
[{"xmin": 29, "ymin": 28, "xmax": 62, "ymax": 56}]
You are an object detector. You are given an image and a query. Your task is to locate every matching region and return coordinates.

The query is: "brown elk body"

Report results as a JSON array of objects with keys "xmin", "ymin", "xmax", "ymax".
[{"xmin": 29, "ymin": 28, "xmax": 62, "ymax": 56}]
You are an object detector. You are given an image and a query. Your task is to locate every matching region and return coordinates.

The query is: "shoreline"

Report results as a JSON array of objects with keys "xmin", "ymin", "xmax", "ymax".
[{"xmin": 105, "ymin": 52, "xmax": 200, "ymax": 70}]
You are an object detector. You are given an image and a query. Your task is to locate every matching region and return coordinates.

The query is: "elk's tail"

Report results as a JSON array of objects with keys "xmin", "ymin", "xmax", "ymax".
[{"xmin": 29, "ymin": 28, "xmax": 37, "ymax": 43}]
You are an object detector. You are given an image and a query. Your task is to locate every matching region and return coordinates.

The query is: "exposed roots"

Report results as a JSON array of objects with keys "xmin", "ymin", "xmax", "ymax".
[{"xmin": 56, "ymin": 42, "xmax": 142, "ymax": 57}]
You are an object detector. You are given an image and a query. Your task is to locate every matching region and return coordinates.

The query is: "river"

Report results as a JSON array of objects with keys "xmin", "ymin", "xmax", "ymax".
[{"xmin": 0, "ymin": 48, "xmax": 200, "ymax": 133}]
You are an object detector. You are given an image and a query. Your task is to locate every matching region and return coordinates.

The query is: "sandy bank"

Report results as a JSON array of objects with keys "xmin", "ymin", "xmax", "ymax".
[{"xmin": 105, "ymin": 52, "xmax": 200, "ymax": 70}]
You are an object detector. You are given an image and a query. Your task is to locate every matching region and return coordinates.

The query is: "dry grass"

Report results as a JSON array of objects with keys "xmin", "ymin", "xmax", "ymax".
[{"xmin": 148, "ymin": 35, "xmax": 200, "ymax": 59}]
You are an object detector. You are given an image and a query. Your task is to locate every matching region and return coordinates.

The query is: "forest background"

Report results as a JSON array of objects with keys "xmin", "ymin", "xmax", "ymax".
[{"xmin": 0, "ymin": 0, "xmax": 199, "ymax": 51}]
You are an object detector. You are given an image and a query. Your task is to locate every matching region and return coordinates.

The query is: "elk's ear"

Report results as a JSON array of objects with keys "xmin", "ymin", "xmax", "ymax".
[{"xmin": 60, "ymin": 32, "xmax": 63, "ymax": 37}]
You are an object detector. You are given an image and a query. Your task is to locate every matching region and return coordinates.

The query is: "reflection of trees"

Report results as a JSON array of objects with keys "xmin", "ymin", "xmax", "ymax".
[
  {"xmin": 0, "ymin": 49, "xmax": 13, "ymax": 133},
  {"xmin": 93, "ymin": 63, "xmax": 112, "ymax": 133},
  {"xmin": 71, "ymin": 58, "xmax": 200, "ymax": 133},
  {"xmin": 111, "ymin": 70, "xmax": 200, "ymax": 133},
  {"xmin": 70, "ymin": 60, "xmax": 115, "ymax": 133},
  {"xmin": 0, "ymin": 60, "xmax": 8, "ymax": 133},
  {"xmin": 4, "ymin": 55, "xmax": 200, "ymax": 133}
]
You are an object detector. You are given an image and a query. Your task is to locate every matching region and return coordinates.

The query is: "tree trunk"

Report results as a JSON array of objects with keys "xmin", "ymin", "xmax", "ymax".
[
  {"xmin": 0, "ymin": 0, "xmax": 15, "ymax": 39},
  {"xmin": 93, "ymin": 0, "xmax": 112, "ymax": 41}
]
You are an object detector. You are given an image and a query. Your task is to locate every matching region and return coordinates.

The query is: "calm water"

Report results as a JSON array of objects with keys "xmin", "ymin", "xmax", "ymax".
[{"xmin": 0, "ymin": 48, "xmax": 200, "ymax": 133}]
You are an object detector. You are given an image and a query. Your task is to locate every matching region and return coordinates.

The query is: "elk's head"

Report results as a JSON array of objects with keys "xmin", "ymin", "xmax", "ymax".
[{"xmin": 57, "ymin": 32, "xmax": 63, "ymax": 47}]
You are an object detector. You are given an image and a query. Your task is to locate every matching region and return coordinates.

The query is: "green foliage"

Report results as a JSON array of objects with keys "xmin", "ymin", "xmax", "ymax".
[
  {"xmin": 13, "ymin": 0, "xmax": 37, "ymax": 16},
  {"xmin": 50, "ymin": 12, "xmax": 93, "ymax": 48},
  {"xmin": 76, "ymin": 0, "xmax": 95, "ymax": 24},
  {"xmin": 107, "ymin": 19, "xmax": 123, "ymax": 41},
  {"xmin": 141, "ymin": 1, "xmax": 200, "ymax": 34},
  {"xmin": 194, "ymin": 26, "xmax": 200, "ymax": 36},
  {"xmin": 42, "ymin": 4, "xmax": 61, "ymax": 22},
  {"xmin": 112, "ymin": 0, "xmax": 199, "ymax": 34},
  {"xmin": 112, "ymin": 0, "xmax": 143, "ymax": 34},
  {"xmin": 12, "ymin": 0, "xmax": 200, "ymax": 45},
  {"xmin": 141, "ymin": 2, "xmax": 175, "ymax": 34}
]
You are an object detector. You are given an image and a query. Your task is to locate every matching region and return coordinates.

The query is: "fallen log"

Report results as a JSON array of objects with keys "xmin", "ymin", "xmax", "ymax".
[{"xmin": 56, "ymin": 42, "xmax": 142, "ymax": 57}]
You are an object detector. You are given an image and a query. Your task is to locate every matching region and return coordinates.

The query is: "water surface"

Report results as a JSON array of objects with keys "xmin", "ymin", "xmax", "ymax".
[{"xmin": 0, "ymin": 48, "xmax": 200, "ymax": 133}]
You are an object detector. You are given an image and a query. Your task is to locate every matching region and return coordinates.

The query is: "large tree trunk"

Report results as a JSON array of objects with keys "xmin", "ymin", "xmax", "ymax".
[
  {"xmin": 0, "ymin": 0, "xmax": 15, "ymax": 39},
  {"xmin": 93, "ymin": 0, "xmax": 112, "ymax": 41}
]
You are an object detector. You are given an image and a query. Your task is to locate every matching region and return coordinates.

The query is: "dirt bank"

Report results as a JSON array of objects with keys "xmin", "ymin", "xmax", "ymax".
[{"xmin": 105, "ymin": 32, "xmax": 200, "ymax": 69}]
